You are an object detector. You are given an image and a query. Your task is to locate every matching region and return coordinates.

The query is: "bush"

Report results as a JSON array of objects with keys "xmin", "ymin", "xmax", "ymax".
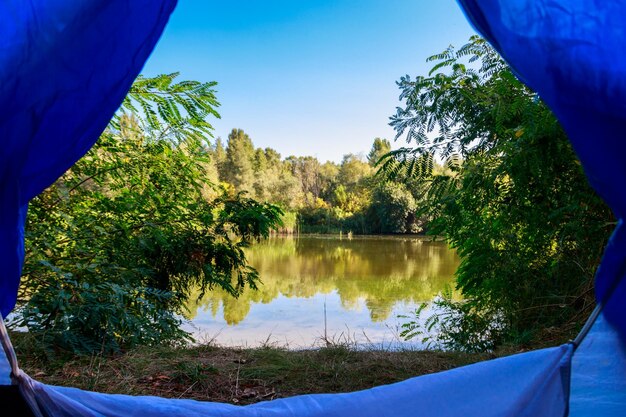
[
  {"xmin": 16, "ymin": 75, "xmax": 283, "ymax": 354},
  {"xmin": 389, "ymin": 38, "xmax": 613, "ymax": 350}
]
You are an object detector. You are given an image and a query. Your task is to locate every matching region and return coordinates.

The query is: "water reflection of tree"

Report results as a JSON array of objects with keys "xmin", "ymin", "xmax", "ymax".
[{"xmin": 185, "ymin": 236, "xmax": 459, "ymax": 324}]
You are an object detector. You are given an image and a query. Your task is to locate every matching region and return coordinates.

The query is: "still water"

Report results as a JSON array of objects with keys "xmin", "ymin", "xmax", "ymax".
[{"xmin": 185, "ymin": 235, "xmax": 460, "ymax": 349}]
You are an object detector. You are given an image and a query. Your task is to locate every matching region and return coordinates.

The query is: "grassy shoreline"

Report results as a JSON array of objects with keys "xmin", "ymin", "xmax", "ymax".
[{"xmin": 13, "ymin": 334, "xmax": 505, "ymax": 405}]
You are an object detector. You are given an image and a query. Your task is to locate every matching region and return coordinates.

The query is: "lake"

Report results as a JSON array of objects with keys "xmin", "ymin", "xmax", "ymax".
[{"xmin": 184, "ymin": 235, "xmax": 460, "ymax": 349}]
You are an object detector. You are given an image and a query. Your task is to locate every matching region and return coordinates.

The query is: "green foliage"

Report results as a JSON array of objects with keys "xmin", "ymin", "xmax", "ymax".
[
  {"xmin": 120, "ymin": 72, "xmax": 220, "ymax": 140},
  {"xmin": 338, "ymin": 154, "xmax": 373, "ymax": 187},
  {"xmin": 286, "ymin": 156, "xmax": 324, "ymax": 201},
  {"xmin": 277, "ymin": 211, "xmax": 298, "ymax": 234},
  {"xmin": 20, "ymin": 276, "xmax": 188, "ymax": 353},
  {"xmin": 212, "ymin": 133, "xmax": 425, "ymax": 236},
  {"xmin": 367, "ymin": 138, "xmax": 391, "ymax": 167},
  {"xmin": 367, "ymin": 182, "xmax": 420, "ymax": 234},
  {"xmin": 386, "ymin": 36, "xmax": 613, "ymax": 350},
  {"xmin": 222, "ymin": 129, "xmax": 256, "ymax": 193},
  {"xmin": 298, "ymin": 206, "xmax": 344, "ymax": 234},
  {"xmin": 19, "ymin": 75, "xmax": 283, "ymax": 354},
  {"xmin": 400, "ymin": 291, "xmax": 504, "ymax": 353}
]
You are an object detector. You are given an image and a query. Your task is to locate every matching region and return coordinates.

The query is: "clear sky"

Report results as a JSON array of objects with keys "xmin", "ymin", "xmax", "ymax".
[{"xmin": 142, "ymin": 0, "xmax": 477, "ymax": 163}]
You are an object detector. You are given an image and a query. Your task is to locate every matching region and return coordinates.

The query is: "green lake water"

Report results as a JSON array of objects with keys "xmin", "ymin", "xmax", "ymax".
[{"xmin": 185, "ymin": 235, "xmax": 460, "ymax": 348}]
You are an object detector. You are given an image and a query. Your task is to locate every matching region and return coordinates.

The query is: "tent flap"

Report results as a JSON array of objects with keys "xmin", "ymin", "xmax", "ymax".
[
  {"xmin": 570, "ymin": 311, "xmax": 626, "ymax": 417},
  {"xmin": 0, "ymin": 0, "xmax": 177, "ymax": 317}
]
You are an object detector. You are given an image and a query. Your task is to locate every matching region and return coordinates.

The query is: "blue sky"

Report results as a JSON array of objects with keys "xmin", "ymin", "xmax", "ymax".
[{"xmin": 143, "ymin": 0, "xmax": 477, "ymax": 163}]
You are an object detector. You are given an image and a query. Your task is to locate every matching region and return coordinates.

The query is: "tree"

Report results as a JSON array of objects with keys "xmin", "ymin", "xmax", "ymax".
[
  {"xmin": 385, "ymin": 37, "xmax": 613, "ymax": 350},
  {"xmin": 367, "ymin": 138, "xmax": 391, "ymax": 167},
  {"xmin": 286, "ymin": 156, "xmax": 324, "ymax": 202},
  {"xmin": 367, "ymin": 182, "xmax": 419, "ymax": 234},
  {"xmin": 211, "ymin": 136, "xmax": 227, "ymax": 177},
  {"xmin": 264, "ymin": 148, "xmax": 282, "ymax": 166},
  {"xmin": 254, "ymin": 148, "xmax": 268, "ymax": 172},
  {"xmin": 223, "ymin": 128, "xmax": 256, "ymax": 193},
  {"xmin": 202, "ymin": 130, "xmax": 429, "ymax": 236},
  {"xmin": 20, "ymin": 75, "xmax": 283, "ymax": 353},
  {"xmin": 338, "ymin": 154, "xmax": 372, "ymax": 187},
  {"xmin": 318, "ymin": 161, "xmax": 340, "ymax": 201}
]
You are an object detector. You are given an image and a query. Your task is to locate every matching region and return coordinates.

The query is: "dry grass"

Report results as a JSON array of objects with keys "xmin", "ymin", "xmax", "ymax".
[{"xmin": 11, "ymin": 332, "xmax": 502, "ymax": 405}]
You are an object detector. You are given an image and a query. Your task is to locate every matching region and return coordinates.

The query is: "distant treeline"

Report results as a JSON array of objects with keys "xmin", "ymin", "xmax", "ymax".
[{"xmin": 205, "ymin": 130, "xmax": 439, "ymax": 234}]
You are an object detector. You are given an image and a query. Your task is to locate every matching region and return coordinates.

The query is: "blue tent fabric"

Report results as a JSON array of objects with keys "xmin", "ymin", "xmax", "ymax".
[
  {"xmin": 0, "ymin": 349, "xmax": 10, "ymax": 386},
  {"xmin": 0, "ymin": 0, "xmax": 625, "ymax": 416},
  {"xmin": 570, "ymin": 312, "xmax": 626, "ymax": 416},
  {"xmin": 0, "ymin": 0, "xmax": 177, "ymax": 317},
  {"xmin": 456, "ymin": 0, "xmax": 626, "ymax": 338},
  {"xmin": 26, "ymin": 345, "xmax": 572, "ymax": 417}
]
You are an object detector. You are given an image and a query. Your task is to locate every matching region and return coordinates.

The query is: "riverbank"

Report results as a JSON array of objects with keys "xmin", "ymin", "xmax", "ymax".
[{"xmin": 13, "ymin": 334, "xmax": 503, "ymax": 405}]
